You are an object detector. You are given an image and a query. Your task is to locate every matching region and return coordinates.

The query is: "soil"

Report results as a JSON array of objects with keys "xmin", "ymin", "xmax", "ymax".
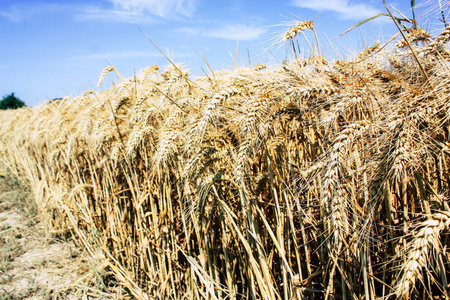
[{"xmin": 0, "ymin": 172, "xmax": 125, "ymax": 299}]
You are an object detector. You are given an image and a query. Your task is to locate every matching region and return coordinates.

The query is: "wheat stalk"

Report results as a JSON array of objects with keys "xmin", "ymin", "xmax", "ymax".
[{"xmin": 3, "ymin": 10, "xmax": 450, "ymax": 299}]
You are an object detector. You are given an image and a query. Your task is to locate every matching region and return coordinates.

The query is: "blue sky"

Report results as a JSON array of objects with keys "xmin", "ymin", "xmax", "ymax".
[{"xmin": 0, "ymin": 0, "xmax": 434, "ymax": 106}]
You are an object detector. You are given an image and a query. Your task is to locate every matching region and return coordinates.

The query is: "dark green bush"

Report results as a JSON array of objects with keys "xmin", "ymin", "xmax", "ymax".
[{"xmin": 0, "ymin": 93, "xmax": 26, "ymax": 110}]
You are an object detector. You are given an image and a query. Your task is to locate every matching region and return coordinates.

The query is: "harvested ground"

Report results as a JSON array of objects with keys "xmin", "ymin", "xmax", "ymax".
[{"xmin": 0, "ymin": 171, "xmax": 125, "ymax": 300}]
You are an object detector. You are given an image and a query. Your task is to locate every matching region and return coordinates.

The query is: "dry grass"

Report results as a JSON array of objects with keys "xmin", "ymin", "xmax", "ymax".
[
  {"xmin": 0, "ymin": 164, "xmax": 125, "ymax": 300},
  {"xmin": 2, "ymin": 7, "xmax": 450, "ymax": 300}
]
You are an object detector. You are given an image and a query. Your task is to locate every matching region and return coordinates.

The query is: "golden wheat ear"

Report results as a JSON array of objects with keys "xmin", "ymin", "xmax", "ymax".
[
  {"xmin": 396, "ymin": 28, "xmax": 431, "ymax": 48},
  {"xmin": 97, "ymin": 65, "xmax": 123, "ymax": 87},
  {"xmin": 141, "ymin": 64, "xmax": 159, "ymax": 79},
  {"xmin": 283, "ymin": 20, "xmax": 314, "ymax": 42}
]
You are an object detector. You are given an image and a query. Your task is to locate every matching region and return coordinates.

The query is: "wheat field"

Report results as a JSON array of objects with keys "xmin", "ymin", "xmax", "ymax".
[{"xmin": 1, "ymin": 12, "xmax": 450, "ymax": 299}]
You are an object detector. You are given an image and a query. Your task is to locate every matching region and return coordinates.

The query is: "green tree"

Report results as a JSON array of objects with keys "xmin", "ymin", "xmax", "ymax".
[{"xmin": 0, "ymin": 93, "xmax": 26, "ymax": 110}]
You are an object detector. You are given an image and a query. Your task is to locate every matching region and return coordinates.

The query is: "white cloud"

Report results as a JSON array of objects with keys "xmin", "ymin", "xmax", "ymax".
[
  {"xmin": 179, "ymin": 24, "xmax": 267, "ymax": 41},
  {"xmin": 207, "ymin": 25, "xmax": 266, "ymax": 41},
  {"xmin": 291, "ymin": 0, "xmax": 381, "ymax": 20},
  {"xmin": 108, "ymin": 0, "xmax": 197, "ymax": 18},
  {"xmin": 0, "ymin": 1, "xmax": 198, "ymax": 24},
  {"xmin": 79, "ymin": 0, "xmax": 199, "ymax": 23}
]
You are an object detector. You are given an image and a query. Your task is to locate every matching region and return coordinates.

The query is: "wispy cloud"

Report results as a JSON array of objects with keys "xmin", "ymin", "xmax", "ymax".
[
  {"xmin": 77, "ymin": 7, "xmax": 150, "ymax": 24},
  {"xmin": 68, "ymin": 51, "xmax": 159, "ymax": 61},
  {"xmin": 108, "ymin": 0, "xmax": 197, "ymax": 18},
  {"xmin": 0, "ymin": 6, "xmax": 24, "ymax": 22},
  {"xmin": 291, "ymin": 0, "xmax": 381, "ymax": 20},
  {"xmin": 179, "ymin": 24, "xmax": 267, "ymax": 41},
  {"xmin": 78, "ymin": 0, "xmax": 199, "ymax": 23},
  {"xmin": 0, "ymin": 4, "xmax": 66, "ymax": 22}
]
